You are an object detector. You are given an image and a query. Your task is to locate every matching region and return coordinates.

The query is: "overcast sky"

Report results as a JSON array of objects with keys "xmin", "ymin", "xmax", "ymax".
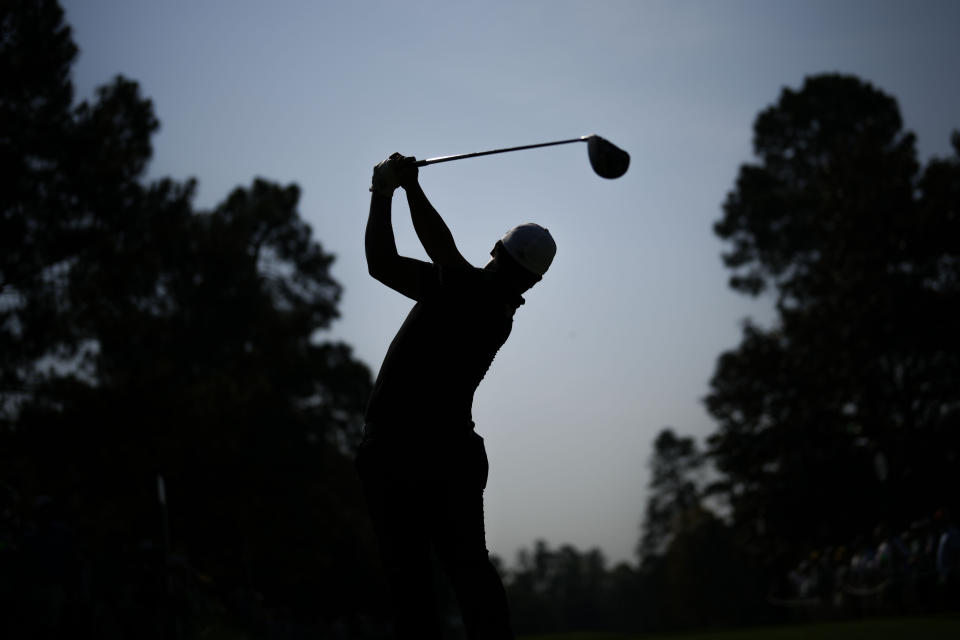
[{"xmin": 62, "ymin": 0, "xmax": 960, "ymax": 567}]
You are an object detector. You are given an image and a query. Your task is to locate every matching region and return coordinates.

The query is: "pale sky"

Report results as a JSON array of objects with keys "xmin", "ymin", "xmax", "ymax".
[{"xmin": 62, "ymin": 0, "xmax": 960, "ymax": 567}]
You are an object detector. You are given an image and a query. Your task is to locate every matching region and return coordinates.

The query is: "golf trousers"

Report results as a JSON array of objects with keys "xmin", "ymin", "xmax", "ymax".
[{"xmin": 356, "ymin": 429, "xmax": 514, "ymax": 640}]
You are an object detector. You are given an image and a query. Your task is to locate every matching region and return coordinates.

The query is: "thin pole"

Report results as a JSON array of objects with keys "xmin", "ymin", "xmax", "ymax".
[{"xmin": 415, "ymin": 136, "xmax": 589, "ymax": 167}]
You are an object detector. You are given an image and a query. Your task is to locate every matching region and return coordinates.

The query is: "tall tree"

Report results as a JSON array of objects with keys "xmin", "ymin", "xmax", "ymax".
[
  {"xmin": 637, "ymin": 428, "xmax": 704, "ymax": 566},
  {"xmin": 707, "ymin": 74, "xmax": 960, "ymax": 558},
  {"xmin": 1, "ymin": 0, "xmax": 376, "ymax": 629},
  {"xmin": 1, "ymin": 0, "xmax": 83, "ymax": 407}
]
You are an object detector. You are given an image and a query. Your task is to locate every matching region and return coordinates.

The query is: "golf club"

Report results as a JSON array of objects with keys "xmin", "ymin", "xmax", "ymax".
[{"xmin": 414, "ymin": 134, "xmax": 630, "ymax": 179}]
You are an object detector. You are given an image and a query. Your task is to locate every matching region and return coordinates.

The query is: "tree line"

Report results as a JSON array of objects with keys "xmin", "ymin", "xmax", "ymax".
[{"xmin": 3, "ymin": 1, "xmax": 958, "ymax": 637}]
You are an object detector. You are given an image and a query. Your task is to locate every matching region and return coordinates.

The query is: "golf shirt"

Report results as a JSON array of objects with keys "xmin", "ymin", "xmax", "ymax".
[{"xmin": 365, "ymin": 262, "xmax": 524, "ymax": 439}]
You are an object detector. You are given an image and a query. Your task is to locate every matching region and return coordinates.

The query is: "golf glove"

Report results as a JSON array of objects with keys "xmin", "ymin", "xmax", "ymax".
[{"xmin": 370, "ymin": 153, "xmax": 404, "ymax": 196}]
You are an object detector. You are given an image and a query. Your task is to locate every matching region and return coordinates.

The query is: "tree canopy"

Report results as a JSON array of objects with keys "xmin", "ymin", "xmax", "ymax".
[
  {"xmin": 636, "ymin": 428, "xmax": 703, "ymax": 565},
  {"xmin": 1, "ymin": 1, "xmax": 376, "ymax": 633},
  {"xmin": 707, "ymin": 74, "xmax": 960, "ymax": 558}
]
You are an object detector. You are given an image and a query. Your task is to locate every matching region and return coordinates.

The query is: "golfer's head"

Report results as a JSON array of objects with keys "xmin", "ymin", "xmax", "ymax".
[{"xmin": 487, "ymin": 223, "xmax": 556, "ymax": 291}]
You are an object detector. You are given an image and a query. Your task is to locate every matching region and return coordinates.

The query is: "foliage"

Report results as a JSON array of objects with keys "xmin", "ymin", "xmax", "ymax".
[
  {"xmin": 505, "ymin": 531, "xmax": 766, "ymax": 635},
  {"xmin": 630, "ymin": 427, "xmax": 766, "ymax": 631},
  {"xmin": 1, "ymin": 0, "xmax": 377, "ymax": 634},
  {"xmin": 707, "ymin": 74, "xmax": 960, "ymax": 560},
  {"xmin": 627, "ymin": 74, "xmax": 959, "ymax": 638},
  {"xmin": 505, "ymin": 540, "xmax": 639, "ymax": 634},
  {"xmin": 637, "ymin": 428, "xmax": 703, "ymax": 565}
]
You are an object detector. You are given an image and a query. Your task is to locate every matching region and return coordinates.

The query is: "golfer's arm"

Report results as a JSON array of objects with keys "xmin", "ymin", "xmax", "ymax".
[
  {"xmin": 365, "ymin": 193, "xmax": 428, "ymax": 299},
  {"xmin": 404, "ymin": 183, "xmax": 470, "ymax": 268}
]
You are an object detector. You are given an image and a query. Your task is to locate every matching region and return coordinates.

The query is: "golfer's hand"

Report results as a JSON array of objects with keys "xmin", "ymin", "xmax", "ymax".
[
  {"xmin": 396, "ymin": 156, "xmax": 419, "ymax": 190},
  {"xmin": 370, "ymin": 153, "xmax": 404, "ymax": 196}
]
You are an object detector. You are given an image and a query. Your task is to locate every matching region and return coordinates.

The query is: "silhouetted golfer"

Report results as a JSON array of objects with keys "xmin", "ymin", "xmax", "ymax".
[{"xmin": 356, "ymin": 153, "xmax": 556, "ymax": 639}]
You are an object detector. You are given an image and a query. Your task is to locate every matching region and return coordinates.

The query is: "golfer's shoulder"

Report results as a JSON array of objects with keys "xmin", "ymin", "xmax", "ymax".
[{"xmin": 437, "ymin": 262, "xmax": 485, "ymax": 288}]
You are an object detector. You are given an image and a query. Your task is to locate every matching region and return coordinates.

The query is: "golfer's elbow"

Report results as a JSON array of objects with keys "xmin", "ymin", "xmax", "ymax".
[
  {"xmin": 367, "ymin": 261, "xmax": 407, "ymax": 295},
  {"xmin": 366, "ymin": 258, "xmax": 385, "ymax": 281},
  {"xmin": 368, "ymin": 266, "xmax": 388, "ymax": 284},
  {"xmin": 366, "ymin": 253, "xmax": 395, "ymax": 283}
]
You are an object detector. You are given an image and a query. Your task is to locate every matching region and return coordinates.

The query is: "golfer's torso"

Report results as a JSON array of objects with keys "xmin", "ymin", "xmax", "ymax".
[{"xmin": 366, "ymin": 266, "xmax": 517, "ymax": 435}]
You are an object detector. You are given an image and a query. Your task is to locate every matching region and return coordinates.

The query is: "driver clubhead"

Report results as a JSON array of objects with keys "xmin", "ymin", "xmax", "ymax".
[{"xmin": 586, "ymin": 135, "xmax": 630, "ymax": 179}]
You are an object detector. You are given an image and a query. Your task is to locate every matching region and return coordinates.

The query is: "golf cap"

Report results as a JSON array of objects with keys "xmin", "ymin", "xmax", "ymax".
[{"xmin": 500, "ymin": 223, "xmax": 556, "ymax": 276}]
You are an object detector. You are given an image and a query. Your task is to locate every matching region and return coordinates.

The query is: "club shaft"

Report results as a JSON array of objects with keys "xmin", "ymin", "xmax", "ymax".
[{"xmin": 415, "ymin": 136, "xmax": 589, "ymax": 167}]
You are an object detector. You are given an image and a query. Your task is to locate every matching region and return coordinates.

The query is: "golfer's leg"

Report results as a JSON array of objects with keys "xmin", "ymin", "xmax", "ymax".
[
  {"xmin": 440, "ymin": 539, "xmax": 514, "ymax": 640},
  {"xmin": 383, "ymin": 539, "xmax": 440, "ymax": 640},
  {"xmin": 433, "ymin": 434, "xmax": 514, "ymax": 640},
  {"xmin": 357, "ymin": 442, "xmax": 442, "ymax": 640}
]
